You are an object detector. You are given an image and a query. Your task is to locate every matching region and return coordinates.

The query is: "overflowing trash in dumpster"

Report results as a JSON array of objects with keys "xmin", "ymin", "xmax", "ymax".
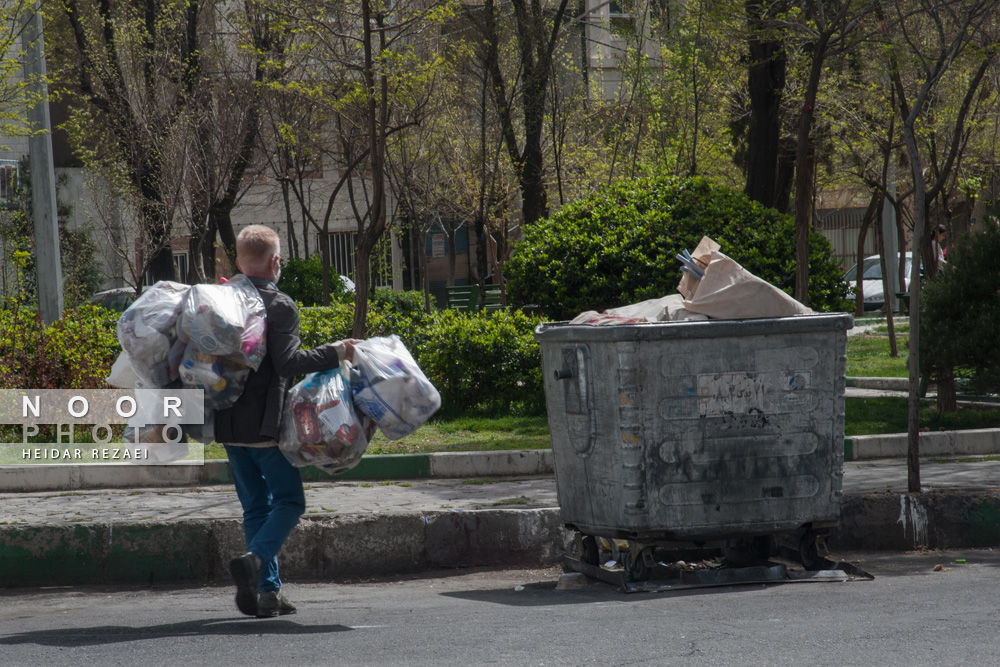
[
  {"xmin": 535, "ymin": 242, "xmax": 861, "ymax": 592},
  {"xmin": 568, "ymin": 236, "xmax": 813, "ymax": 325}
]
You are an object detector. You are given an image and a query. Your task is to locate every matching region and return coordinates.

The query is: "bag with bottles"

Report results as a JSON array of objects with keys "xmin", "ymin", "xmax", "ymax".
[
  {"xmin": 349, "ymin": 335, "xmax": 441, "ymax": 440},
  {"xmin": 116, "ymin": 281, "xmax": 189, "ymax": 387},
  {"xmin": 177, "ymin": 274, "xmax": 266, "ymax": 369},
  {"xmin": 279, "ymin": 369, "xmax": 376, "ymax": 475}
]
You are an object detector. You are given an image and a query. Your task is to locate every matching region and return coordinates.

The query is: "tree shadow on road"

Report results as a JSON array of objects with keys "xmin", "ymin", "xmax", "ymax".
[{"xmin": 0, "ymin": 617, "xmax": 351, "ymax": 647}]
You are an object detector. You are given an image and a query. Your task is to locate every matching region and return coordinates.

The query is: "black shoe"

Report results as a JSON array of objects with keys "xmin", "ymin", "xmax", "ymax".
[
  {"xmin": 229, "ymin": 552, "xmax": 260, "ymax": 617},
  {"xmin": 256, "ymin": 590, "xmax": 297, "ymax": 618}
]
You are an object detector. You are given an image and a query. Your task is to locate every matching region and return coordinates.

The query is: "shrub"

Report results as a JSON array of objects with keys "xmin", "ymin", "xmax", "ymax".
[
  {"xmin": 279, "ymin": 254, "xmax": 352, "ymax": 306},
  {"xmin": 0, "ymin": 304, "xmax": 119, "ymax": 389},
  {"xmin": 298, "ymin": 303, "xmax": 354, "ymax": 350},
  {"xmin": 366, "ymin": 288, "xmax": 436, "ymax": 349},
  {"xmin": 920, "ymin": 224, "xmax": 1000, "ymax": 400},
  {"xmin": 505, "ymin": 176, "xmax": 848, "ymax": 320},
  {"xmin": 414, "ymin": 309, "xmax": 544, "ymax": 416}
]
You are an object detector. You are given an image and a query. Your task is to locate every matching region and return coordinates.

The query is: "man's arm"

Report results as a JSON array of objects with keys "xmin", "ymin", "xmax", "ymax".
[{"xmin": 266, "ymin": 297, "xmax": 341, "ymax": 377}]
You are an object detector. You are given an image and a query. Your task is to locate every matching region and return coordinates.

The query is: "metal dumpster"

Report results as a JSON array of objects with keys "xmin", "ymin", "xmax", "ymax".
[{"xmin": 535, "ymin": 313, "xmax": 854, "ymax": 576}]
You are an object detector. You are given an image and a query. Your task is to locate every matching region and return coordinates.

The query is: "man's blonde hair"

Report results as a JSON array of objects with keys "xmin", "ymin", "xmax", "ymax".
[{"xmin": 237, "ymin": 225, "xmax": 280, "ymax": 272}]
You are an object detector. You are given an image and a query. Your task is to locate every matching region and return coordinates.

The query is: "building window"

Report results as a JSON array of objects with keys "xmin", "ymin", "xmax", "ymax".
[
  {"xmin": 322, "ymin": 231, "xmax": 393, "ymax": 288},
  {"xmin": 0, "ymin": 160, "xmax": 20, "ymax": 208}
]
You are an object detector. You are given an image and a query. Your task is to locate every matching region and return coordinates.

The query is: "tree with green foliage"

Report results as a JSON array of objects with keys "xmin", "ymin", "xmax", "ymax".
[
  {"xmin": 505, "ymin": 176, "xmax": 846, "ymax": 321},
  {"xmin": 920, "ymin": 224, "xmax": 1000, "ymax": 413}
]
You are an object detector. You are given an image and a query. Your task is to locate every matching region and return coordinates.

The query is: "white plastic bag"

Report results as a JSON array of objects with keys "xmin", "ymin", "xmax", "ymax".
[
  {"xmin": 350, "ymin": 335, "xmax": 441, "ymax": 440},
  {"xmin": 279, "ymin": 369, "xmax": 375, "ymax": 474},
  {"xmin": 117, "ymin": 281, "xmax": 189, "ymax": 387},
  {"xmin": 177, "ymin": 274, "xmax": 266, "ymax": 369},
  {"xmin": 106, "ymin": 350, "xmax": 141, "ymax": 389}
]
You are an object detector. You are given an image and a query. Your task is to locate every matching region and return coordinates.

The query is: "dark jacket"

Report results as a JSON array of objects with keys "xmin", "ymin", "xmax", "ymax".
[{"xmin": 214, "ymin": 276, "xmax": 340, "ymax": 444}]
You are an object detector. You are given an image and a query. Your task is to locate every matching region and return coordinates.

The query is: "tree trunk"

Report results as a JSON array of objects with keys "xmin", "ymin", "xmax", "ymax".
[
  {"xmin": 743, "ymin": 0, "xmax": 786, "ymax": 209},
  {"xmin": 792, "ymin": 31, "xmax": 831, "ymax": 305},
  {"xmin": 937, "ymin": 371, "xmax": 958, "ymax": 413}
]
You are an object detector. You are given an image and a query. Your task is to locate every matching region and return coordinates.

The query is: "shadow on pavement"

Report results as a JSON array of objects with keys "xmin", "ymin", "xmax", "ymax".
[{"xmin": 0, "ymin": 618, "xmax": 351, "ymax": 647}]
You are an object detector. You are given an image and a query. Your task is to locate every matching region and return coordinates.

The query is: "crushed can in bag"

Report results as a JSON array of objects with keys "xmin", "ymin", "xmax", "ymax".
[
  {"xmin": 279, "ymin": 369, "xmax": 376, "ymax": 475},
  {"xmin": 350, "ymin": 335, "xmax": 441, "ymax": 440},
  {"xmin": 116, "ymin": 281, "xmax": 189, "ymax": 387}
]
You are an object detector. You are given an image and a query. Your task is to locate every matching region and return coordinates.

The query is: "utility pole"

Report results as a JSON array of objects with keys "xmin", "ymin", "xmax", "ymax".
[{"xmin": 22, "ymin": 2, "xmax": 62, "ymax": 324}]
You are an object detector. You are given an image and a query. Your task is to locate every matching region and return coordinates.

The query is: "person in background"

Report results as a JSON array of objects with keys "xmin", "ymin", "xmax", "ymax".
[
  {"xmin": 932, "ymin": 224, "xmax": 948, "ymax": 273},
  {"xmin": 217, "ymin": 224, "xmax": 360, "ymax": 618}
]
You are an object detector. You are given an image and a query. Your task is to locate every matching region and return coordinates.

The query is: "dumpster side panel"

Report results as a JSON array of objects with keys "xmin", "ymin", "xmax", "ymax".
[{"xmin": 538, "ymin": 316, "xmax": 848, "ymax": 542}]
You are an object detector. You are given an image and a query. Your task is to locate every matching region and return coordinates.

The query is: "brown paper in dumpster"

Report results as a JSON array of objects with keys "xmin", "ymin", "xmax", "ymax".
[
  {"xmin": 677, "ymin": 236, "xmax": 720, "ymax": 299},
  {"xmin": 682, "ymin": 250, "xmax": 813, "ymax": 319}
]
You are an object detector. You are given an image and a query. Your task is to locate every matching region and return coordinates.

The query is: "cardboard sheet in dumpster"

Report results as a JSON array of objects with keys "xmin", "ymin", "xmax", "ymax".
[{"xmin": 569, "ymin": 236, "xmax": 811, "ymax": 324}]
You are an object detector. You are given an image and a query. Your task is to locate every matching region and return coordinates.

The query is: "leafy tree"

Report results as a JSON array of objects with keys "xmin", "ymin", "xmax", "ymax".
[
  {"xmin": 921, "ymin": 223, "xmax": 1000, "ymax": 408},
  {"xmin": 505, "ymin": 176, "xmax": 846, "ymax": 320},
  {"xmin": 55, "ymin": 0, "xmax": 205, "ymax": 283},
  {"xmin": 879, "ymin": 0, "xmax": 998, "ymax": 491}
]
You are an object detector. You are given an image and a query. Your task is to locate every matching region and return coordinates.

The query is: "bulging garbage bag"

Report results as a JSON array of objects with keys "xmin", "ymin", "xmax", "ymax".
[
  {"xmin": 279, "ymin": 369, "xmax": 376, "ymax": 475},
  {"xmin": 177, "ymin": 274, "xmax": 266, "ymax": 369},
  {"xmin": 350, "ymin": 335, "xmax": 441, "ymax": 440},
  {"xmin": 117, "ymin": 281, "xmax": 189, "ymax": 387}
]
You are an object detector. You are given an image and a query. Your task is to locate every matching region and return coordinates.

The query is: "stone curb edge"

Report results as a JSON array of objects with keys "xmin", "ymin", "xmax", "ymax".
[
  {"xmin": 0, "ymin": 509, "xmax": 570, "ymax": 588},
  {"xmin": 8, "ymin": 426, "xmax": 1000, "ymax": 491},
  {"xmin": 0, "ymin": 450, "xmax": 556, "ymax": 492},
  {"xmin": 5, "ymin": 491, "xmax": 1000, "ymax": 587}
]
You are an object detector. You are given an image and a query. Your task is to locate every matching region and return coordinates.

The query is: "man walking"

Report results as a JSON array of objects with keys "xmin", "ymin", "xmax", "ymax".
[{"xmin": 216, "ymin": 224, "xmax": 359, "ymax": 618}]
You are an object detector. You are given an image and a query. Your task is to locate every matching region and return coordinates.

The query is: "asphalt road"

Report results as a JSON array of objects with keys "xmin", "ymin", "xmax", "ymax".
[{"xmin": 2, "ymin": 550, "xmax": 998, "ymax": 667}]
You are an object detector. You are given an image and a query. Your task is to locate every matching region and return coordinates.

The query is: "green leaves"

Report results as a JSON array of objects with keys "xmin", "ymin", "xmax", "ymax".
[{"xmin": 506, "ymin": 176, "xmax": 848, "ymax": 320}]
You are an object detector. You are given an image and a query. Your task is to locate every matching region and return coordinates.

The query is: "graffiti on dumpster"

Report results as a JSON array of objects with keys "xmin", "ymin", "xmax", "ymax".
[{"xmin": 697, "ymin": 372, "xmax": 767, "ymax": 418}]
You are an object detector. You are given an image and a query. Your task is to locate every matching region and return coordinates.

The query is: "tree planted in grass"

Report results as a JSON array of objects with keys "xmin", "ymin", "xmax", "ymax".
[
  {"xmin": 921, "ymin": 223, "xmax": 1000, "ymax": 412},
  {"xmin": 505, "ymin": 177, "xmax": 848, "ymax": 321}
]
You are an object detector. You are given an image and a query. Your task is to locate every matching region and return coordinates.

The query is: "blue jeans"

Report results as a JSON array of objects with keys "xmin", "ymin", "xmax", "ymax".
[{"xmin": 224, "ymin": 445, "xmax": 305, "ymax": 592}]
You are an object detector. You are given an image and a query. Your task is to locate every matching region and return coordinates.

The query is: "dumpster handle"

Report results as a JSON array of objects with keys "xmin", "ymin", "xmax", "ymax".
[{"xmin": 555, "ymin": 369, "xmax": 574, "ymax": 380}]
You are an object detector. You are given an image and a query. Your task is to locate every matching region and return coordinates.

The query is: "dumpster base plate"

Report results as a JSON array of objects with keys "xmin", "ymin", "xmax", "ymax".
[{"xmin": 564, "ymin": 555, "xmax": 873, "ymax": 593}]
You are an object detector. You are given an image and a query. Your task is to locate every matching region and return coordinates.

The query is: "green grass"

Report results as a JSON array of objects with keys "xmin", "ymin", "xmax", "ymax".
[
  {"xmin": 846, "ymin": 333, "xmax": 909, "ymax": 378},
  {"xmin": 845, "ymin": 397, "xmax": 1000, "ymax": 436}
]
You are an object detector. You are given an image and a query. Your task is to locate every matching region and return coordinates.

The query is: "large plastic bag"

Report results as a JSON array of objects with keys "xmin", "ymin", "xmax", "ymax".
[
  {"xmin": 350, "ymin": 335, "xmax": 441, "ymax": 440},
  {"xmin": 279, "ymin": 369, "xmax": 375, "ymax": 475},
  {"xmin": 106, "ymin": 350, "xmax": 141, "ymax": 389},
  {"xmin": 177, "ymin": 274, "xmax": 266, "ymax": 369},
  {"xmin": 117, "ymin": 281, "xmax": 189, "ymax": 387},
  {"xmin": 179, "ymin": 346, "xmax": 250, "ymax": 410}
]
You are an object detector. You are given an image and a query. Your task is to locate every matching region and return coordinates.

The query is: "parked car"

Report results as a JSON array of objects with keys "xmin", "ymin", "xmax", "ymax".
[
  {"xmin": 843, "ymin": 253, "xmax": 914, "ymax": 311},
  {"xmin": 88, "ymin": 287, "xmax": 140, "ymax": 312}
]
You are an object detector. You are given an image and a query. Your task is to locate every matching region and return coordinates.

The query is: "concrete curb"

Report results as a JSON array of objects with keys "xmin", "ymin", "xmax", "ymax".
[
  {"xmin": 0, "ymin": 509, "xmax": 571, "ymax": 587},
  {"xmin": 847, "ymin": 376, "xmax": 910, "ymax": 391},
  {"xmin": 0, "ymin": 449, "xmax": 556, "ymax": 492},
  {"xmin": 7, "ymin": 491, "xmax": 1000, "ymax": 587},
  {"xmin": 845, "ymin": 429, "xmax": 1000, "ymax": 461}
]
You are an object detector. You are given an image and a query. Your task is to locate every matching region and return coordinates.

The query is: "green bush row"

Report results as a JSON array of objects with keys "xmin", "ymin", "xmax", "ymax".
[
  {"xmin": 3, "ymin": 295, "xmax": 545, "ymax": 416},
  {"xmin": 0, "ymin": 304, "xmax": 120, "ymax": 389}
]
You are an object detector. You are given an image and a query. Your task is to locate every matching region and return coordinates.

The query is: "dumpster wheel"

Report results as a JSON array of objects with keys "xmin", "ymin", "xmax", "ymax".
[
  {"xmin": 580, "ymin": 535, "xmax": 600, "ymax": 566},
  {"xmin": 624, "ymin": 543, "xmax": 655, "ymax": 582}
]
